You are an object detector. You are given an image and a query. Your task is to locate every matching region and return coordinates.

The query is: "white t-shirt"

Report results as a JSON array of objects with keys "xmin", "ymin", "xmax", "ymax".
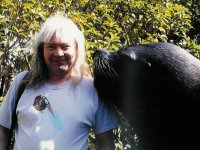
[{"xmin": 0, "ymin": 71, "xmax": 118, "ymax": 150}]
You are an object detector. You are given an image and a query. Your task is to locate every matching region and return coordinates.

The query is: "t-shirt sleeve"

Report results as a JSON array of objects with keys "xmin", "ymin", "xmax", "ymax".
[
  {"xmin": 93, "ymin": 99, "xmax": 118, "ymax": 134},
  {"xmin": 0, "ymin": 71, "xmax": 28, "ymax": 129}
]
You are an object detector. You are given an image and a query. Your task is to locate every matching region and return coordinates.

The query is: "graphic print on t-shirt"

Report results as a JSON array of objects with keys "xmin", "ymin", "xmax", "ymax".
[{"xmin": 33, "ymin": 95, "xmax": 55, "ymax": 117}]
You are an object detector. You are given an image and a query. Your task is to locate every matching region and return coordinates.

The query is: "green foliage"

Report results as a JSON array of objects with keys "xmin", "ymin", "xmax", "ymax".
[
  {"xmin": 0, "ymin": 0, "xmax": 199, "ymax": 78},
  {"xmin": 0, "ymin": 0, "xmax": 200, "ymax": 149}
]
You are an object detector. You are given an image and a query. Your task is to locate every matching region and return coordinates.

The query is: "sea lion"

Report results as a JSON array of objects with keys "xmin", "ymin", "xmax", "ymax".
[{"xmin": 92, "ymin": 42, "xmax": 200, "ymax": 150}]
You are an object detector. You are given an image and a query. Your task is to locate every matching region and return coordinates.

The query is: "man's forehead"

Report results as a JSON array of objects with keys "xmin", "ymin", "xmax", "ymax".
[{"xmin": 47, "ymin": 35, "xmax": 74, "ymax": 44}]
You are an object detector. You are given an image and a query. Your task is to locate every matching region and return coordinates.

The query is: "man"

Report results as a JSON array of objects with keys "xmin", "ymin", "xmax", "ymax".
[{"xmin": 0, "ymin": 14, "xmax": 118, "ymax": 150}]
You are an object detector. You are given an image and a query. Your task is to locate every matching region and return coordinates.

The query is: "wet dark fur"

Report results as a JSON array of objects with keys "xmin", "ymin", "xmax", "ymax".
[{"xmin": 92, "ymin": 42, "xmax": 200, "ymax": 150}]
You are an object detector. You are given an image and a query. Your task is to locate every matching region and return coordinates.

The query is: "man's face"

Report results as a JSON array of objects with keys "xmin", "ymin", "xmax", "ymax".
[{"xmin": 43, "ymin": 36, "xmax": 76, "ymax": 76}]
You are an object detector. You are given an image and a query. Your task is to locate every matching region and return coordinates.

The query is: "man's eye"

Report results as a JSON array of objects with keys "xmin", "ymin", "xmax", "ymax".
[
  {"xmin": 47, "ymin": 45, "xmax": 56, "ymax": 49},
  {"xmin": 62, "ymin": 45, "xmax": 70, "ymax": 50}
]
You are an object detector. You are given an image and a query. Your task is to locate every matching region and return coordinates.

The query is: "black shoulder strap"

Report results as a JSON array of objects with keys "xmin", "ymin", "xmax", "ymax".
[
  {"xmin": 15, "ymin": 73, "xmax": 29, "ymax": 111},
  {"xmin": 7, "ymin": 72, "xmax": 29, "ymax": 149},
  {"xmin": 12, "ymin": 72, "xmax": 29, "ymax": 127}
]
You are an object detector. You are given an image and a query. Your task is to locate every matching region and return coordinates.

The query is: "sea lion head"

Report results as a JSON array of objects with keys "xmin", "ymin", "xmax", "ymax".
[
  {"xmin": 92, "ymin": 49, "xmax": 122, "ymax": 107},
  {"xmin": 92, "ymin": 47, "xmax": 151, "ymax": 112}
]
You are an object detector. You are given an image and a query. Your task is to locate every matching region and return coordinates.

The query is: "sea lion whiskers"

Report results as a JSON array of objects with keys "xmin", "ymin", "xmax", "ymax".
[
  {"xmin": 101, "ymin": 57, "xmax": 119, "ymax": 78},
  {"xmin": 94, "ymin": 55, "xmax": 118, "ymax": 78},
  {"xmin": 93, "ymin": 56, "xmax": 108, "ymax": 77},
  {"xmin": 92, "ymin": 48, "xmax": 120, "ymax": 79}
]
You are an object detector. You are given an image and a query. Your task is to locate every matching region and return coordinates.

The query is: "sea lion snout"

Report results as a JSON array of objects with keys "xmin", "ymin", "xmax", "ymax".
[{"xmin": 92, "ymin": 49, "xmax": 109, "ymax": 59}]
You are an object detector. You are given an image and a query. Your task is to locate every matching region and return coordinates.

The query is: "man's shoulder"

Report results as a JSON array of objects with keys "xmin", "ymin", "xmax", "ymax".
[
  {"xmin": 11, "ymin": 71, "xmax": 28, "ymax": 86},
  {"xmin": 78, "ymin": 76, "xmax": 95, "ymax": 90},
  {"xmin": 15, "ymin": 71, "xmax": 28, "ymax": 80},
  {"xmin": 82, "ymin": 76, "xmax": 94, "ymax": 82}
]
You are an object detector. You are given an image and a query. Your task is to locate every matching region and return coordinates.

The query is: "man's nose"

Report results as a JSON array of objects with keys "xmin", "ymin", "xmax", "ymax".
[{"xmin": 55, "ymin": 47, "xmax": 64, "ymax": 56}]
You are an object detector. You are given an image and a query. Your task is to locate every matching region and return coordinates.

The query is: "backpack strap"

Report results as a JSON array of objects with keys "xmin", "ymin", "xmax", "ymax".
[
  {"xmin": 7, "ymin": 72, "xmax": 29, "ymax": 150},
  {"xmin": 15, "ymin": 73, "xmax": 29, "ymax": 114}
]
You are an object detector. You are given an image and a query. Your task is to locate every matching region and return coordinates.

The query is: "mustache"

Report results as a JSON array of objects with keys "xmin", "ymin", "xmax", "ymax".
[
  {"xmin": 50, "ymin": 58, "xmax": 67, "ymax": 61},
  {"xmin": 49, "ymin": 55, "xmax": 70, "ymax": 61}
]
